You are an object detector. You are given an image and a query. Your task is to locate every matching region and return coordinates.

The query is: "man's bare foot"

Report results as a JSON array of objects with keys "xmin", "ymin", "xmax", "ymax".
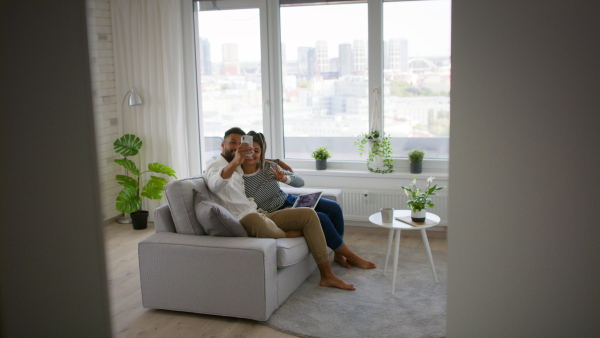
[
  {"xmin": 319, "ymin": 276, "xmax": 356, "ymax": 290},
  {"xmin": 334, "ymin": 252, "xmax": 353, "ymax": 269},
  {"xmin": 346, "ymin": 256, "xmax": 377, "ymax": 269},
  {"xmin": 285, "ymin": 230, "xmax": 303, "ymax": 238}
]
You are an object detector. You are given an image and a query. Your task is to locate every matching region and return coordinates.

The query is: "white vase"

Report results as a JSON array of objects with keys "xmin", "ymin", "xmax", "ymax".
[{"xmin": 411, "ymin": 209, "xmax": 426, "ymax": 222}]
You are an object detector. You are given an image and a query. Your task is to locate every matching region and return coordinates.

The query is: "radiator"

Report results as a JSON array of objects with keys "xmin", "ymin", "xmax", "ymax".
[{"xmin": 341, "ymin": 190, "xmax": 448, "ymax": 225}]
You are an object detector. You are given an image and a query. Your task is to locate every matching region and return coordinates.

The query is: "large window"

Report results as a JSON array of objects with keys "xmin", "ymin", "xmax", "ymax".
[
  {"xmin": 193, "ymin": 0, "xmax": 451, "ymax": 168},
  {"xmin": 280, "ymin": 2, "xmax": 369, "ymax": 160},
  {"xmin": 195, "ymin": 0, "xmax": 266, "ymax": 165},
  {"xmin": 383, "ymin": 0, "xmax": 451, "ymax": 159}
]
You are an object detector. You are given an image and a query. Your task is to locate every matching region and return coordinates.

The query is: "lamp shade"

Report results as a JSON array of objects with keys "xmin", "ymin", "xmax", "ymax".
[{"xmin": 128, "ymin": 87, "xmax": 143, "ymax": 106}]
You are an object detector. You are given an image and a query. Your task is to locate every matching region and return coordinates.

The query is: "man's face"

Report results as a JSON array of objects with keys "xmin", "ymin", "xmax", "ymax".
[{"xmin": 221, "ymin": 133, "xmax": 243, "ymax": 162}]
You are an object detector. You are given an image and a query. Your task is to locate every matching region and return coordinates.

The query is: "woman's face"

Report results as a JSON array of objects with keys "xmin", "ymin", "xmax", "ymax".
[{"xmin": 244, "ymin": 141, "xmax": 262, "ymax": 165}]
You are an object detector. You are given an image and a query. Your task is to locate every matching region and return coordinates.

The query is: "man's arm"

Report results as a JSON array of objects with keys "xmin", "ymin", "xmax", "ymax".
[{"xmin": 221, "ymin": 142, "xmax": 253, "ymax": 179}]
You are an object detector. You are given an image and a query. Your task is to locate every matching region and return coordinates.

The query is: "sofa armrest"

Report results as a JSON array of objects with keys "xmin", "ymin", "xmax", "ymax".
[
  {"xmin": 281, "ymin": 187, "xmax": 344, "ymax": 208},
  {"xmin": 138, "ymin": 232, "xmax": 279, "ymax": 321}
]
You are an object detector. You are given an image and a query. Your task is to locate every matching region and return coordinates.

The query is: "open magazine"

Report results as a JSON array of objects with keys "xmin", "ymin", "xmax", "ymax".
[{"xmin": 292, "ymin": 191, "xmax": 322, "ymax": 209}]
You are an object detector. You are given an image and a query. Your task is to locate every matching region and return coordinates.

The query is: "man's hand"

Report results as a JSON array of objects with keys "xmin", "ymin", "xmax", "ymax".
[
  {"xmin": 221, "ymin": 142, "xmax": 253, "ymax": 179},
  {"xmin": 231, "ymin": 143, "xmax": 253, "ymax": 166}
]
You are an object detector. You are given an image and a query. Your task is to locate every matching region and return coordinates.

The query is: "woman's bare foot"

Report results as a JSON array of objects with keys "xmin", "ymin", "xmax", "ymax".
[
  {"xmin": 334, "ymin": 252, "xmax": 353, "ymax": 269},
  {"xmin": 285, "ymin": 230, "xmax": 303, "ymax": 238},
  {"xmin": 335, "ymin": 244, "xmax": 377, "ymax": 269},
  {"xmin": 319, "ymin": 275, "xmax": 356, "ymax": 290},
  {"xmin": 346, "ymin": 256, "xmax": 376, "ymax": 269}
]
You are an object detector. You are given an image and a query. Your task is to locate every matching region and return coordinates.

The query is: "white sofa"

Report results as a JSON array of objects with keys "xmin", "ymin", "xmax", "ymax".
[{"xmin": 138, "ymin": 175, "xmax": 342, "ymax": 321}]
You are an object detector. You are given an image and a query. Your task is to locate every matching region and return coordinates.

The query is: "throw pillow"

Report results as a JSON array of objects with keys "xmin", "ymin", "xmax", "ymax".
[
  {"xmin": 193, "ymin": 189, "xmax": 248, "ymax": 237},
  {"xmin": 164, "ymin": 176, "xmax": 213, "ymax": 235}
]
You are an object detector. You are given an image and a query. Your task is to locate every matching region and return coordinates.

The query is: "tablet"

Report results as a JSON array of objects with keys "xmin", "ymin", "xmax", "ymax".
[{"xmin": 292, "ymin": 191, "xmax": 323, "ymax": 209}]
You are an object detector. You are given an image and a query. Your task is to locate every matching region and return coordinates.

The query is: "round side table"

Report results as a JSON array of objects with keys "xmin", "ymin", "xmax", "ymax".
[{"xmin": 369, "ymin": 210, "xmax": 440, "ymax": 294}]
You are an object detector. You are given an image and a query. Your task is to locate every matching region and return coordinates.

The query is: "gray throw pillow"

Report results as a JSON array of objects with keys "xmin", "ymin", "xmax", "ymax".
[{"xmin": 193, "ymin": 189, "xmax": 248, "ymax": 237}]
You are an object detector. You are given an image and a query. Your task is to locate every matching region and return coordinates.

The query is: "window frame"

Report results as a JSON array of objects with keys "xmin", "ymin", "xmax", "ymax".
[{"xmin": 188, "ymin": 0, "xmax": 450, "ymax": 175}]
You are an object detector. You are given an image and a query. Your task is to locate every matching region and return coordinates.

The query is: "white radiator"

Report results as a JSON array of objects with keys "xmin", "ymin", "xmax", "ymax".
[{"xmin": 341, "ymin": 190, "xmax": 448, "ymax": 225}]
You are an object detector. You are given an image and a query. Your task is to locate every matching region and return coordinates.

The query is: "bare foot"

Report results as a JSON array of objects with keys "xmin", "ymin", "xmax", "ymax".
[
  {"xmin": 319, "ymin": 276, "xmax": 356, "ymax": 290},
  {"xmin": 334, "ymin": 252, "xmax": 353, "ymax": 269},
  {"xmin": 285, "ymin": 230, "xmax": 303, "ymax": 238},
  {"xmin": 346, "ymin": 256, "xmax": 377, "ymax": 269}
]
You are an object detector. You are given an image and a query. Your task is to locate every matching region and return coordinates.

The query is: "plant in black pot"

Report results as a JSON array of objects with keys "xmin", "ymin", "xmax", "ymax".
[
  {"xmin": 408, "ymin": 149, "xmax": 425, "ymax": 174},
  {"xmin": 114, "ymin": 134, "xmax": 177, "ymax": 230},
  {"xmin": 311, "ymin": 146, "xmax": 331, "ymax": 170}
]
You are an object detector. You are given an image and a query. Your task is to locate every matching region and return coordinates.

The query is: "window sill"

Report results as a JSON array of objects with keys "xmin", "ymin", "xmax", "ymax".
[{"xmin": 294, "ymin": 168, "xmax": 448, "ymax": 181}]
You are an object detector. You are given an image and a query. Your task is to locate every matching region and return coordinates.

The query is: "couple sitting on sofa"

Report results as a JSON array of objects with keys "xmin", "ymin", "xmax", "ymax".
[{"xmin": 204, "ymin": 127, "xmax": 376, "ymax": 291}]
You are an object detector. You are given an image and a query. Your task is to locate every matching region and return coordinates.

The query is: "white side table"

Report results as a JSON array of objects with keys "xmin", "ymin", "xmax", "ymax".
[{"xmin": 369, "ymin": 210, "xmax": 440, "ymax": 294}]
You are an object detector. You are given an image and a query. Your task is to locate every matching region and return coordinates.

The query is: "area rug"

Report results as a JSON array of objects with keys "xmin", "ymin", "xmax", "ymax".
[{"xmin": 263, "ymin": 245, "xmax": 446, "ymax": 338}]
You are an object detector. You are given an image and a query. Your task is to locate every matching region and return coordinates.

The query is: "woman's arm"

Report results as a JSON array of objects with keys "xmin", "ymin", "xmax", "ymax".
[
  {"xmin": 268, "ymin": 162, "xmax": 304, "ymax": 187},
  {"xmin": 267, "ymin": 159, "xmax": 293, "ymax": 172}
]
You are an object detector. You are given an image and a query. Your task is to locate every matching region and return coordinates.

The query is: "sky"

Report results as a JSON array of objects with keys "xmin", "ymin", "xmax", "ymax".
[{"xmin": 197, "ymin": 0, "xmax": 451, "ymax": 62}]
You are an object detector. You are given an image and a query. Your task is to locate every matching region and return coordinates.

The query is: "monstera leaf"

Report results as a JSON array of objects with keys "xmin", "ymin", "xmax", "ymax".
[
  {"xmin": 114, "ymin": 134, "xmax": 142, "ymax": 157},
  {"xmin": 114, "ymin": 158, "xmax": 140, "ymax": 176},
  {"xmin": 116, "ymin": 185, "xmax": 142, "ymax": 214},
  {"xmin": 115, "ymin": 174, "xmax": 138, "ymax": 188},
  {"xmin": 141, "ymin": 176, "xmax": 168, "ymax": 200},
  {"xmin": 148, "ymin": 162, "xmax": 177, "ymax": 178}
]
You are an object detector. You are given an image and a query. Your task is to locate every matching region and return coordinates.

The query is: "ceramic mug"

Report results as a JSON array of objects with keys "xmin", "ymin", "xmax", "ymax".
[{"xmin": 380, "ymin": 208, "xmax": 394, "ymax": 223}]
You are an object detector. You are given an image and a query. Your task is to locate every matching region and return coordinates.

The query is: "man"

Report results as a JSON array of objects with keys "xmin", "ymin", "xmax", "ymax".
[{"xmin": 204, "ymin": 127, "xmax": 355, "ymax": 290}]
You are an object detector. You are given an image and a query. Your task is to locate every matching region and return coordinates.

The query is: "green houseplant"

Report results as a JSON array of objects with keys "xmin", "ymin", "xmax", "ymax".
[
  {"xmin": 311, "ymin": 146, "xmax": 331, "ymax": 170},
  {"xmin": 355, "ymin": 130, "xmax": 394, "ymax": 173},
  {"xmin": 400, "ymin": 176, "xmax": 445, "ymax": 221},
  {"xmin": 114, "ymin": 134, "xmax": 177, "ymax": 229},
  {"xmin": 408, "ymin": 149, "xmax": 425, "ymax": 174}
]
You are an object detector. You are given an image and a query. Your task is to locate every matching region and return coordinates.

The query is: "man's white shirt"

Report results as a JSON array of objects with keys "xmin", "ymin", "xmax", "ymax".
[{"xmin": 203, "ymin": 155, "xmax": 258, "ymax": 220}]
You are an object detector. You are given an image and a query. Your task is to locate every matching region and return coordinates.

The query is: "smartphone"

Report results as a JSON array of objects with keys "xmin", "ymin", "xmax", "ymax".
[{"xmin": 241, "ymin": 135, "xmax": 253, "ymax": 157}]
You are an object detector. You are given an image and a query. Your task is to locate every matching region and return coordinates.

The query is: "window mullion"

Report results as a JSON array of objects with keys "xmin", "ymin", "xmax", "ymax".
[
  {"xmin": 265, "ymin": 0, "xmax": 284, "ymax": 159},
  {"xmin": 368, "ymin": 0, "xmax": 384, "ymax": 134}
]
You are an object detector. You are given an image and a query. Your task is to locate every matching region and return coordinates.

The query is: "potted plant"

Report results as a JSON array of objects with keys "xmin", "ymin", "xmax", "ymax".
[
  {"xmin": 355, "ymin": 130, "xmax": 394, "ymax": 173},
  {"xmin": 311, "ymin": 146, "xmax": 331, "ymax": 170},
  {"xmin": 400, "ymin": 176, "xmax": 445, "ymax": 222},
  {"xmin": 408, "ymin": 149, "xmax": 425, "ymax": 174},
  {"xmin": 114, "ymin": 134, "xmax": 177, "ymax": 229}
]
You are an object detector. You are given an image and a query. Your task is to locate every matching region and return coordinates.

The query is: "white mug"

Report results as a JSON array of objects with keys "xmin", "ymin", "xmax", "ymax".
[{"xmin": 380, "ymin": 208, "xmax": 394, "ymax": 223}]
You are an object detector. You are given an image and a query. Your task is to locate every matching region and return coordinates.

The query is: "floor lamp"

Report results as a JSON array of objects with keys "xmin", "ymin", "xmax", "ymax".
[{"xmin": 116, "ymin": 87, "xmax": 143, "ymax": 224}]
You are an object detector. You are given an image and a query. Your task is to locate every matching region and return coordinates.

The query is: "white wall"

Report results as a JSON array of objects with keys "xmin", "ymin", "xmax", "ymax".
[
  {"xmin": 0, "ymin": 0, "xmax": 111, "ymax": 336},
  {"xmin": 87, "ymin": 0, "xmax": 121, "ymax": 221},
  {"xmin": 447, "ymin": 0, "xmax": 600, "ymax": 336}
]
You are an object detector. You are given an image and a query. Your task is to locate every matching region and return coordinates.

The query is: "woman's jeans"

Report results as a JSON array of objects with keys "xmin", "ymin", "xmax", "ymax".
[{"xmin": 279, "ymin": 195, "xmax": 344, "ymax": 250}]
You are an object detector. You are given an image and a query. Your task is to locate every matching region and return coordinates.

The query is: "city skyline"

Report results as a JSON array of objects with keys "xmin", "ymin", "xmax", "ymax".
[{"xmin": 197, "ymin": 0, "xmax": 451, "ymax": 62}]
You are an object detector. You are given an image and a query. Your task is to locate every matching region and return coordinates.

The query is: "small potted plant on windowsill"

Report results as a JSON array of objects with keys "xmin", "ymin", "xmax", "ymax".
[
  {"xmin": 408, "ymin": 149, "xmax": 425, "ymax": 174},
  {"xmin": 114, "ymin": 134, "xmax": 177, "ymax": 230},
  {"xmin": 355, "ymin": 130, "xmax": 394, "ymax": 173},
  {"xmin": 311, "ymin": 146, "xmax": 331, "ymax": 170}
]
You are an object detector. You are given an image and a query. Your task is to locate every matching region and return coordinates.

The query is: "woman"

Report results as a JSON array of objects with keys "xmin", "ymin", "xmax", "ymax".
[{"xmin": 241, "ymin": 131, "xmax": 376, "ymax": 269}]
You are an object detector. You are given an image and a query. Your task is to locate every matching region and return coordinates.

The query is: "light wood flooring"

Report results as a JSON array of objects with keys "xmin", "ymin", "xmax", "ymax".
[{"xmin": 104, "ymin": 221, "xmax": 447, "ymax": 337}]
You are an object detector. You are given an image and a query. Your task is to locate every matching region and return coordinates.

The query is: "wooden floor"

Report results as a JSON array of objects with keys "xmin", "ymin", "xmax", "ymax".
[{"xmin": 104, "ymin": 221, "xmax": 447, "ymax": 337}]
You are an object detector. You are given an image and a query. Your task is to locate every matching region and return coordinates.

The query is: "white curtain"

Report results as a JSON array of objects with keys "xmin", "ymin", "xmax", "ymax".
[{"xmin": 111, "ymin": 0, "xmax": 192, "ymax": 217}]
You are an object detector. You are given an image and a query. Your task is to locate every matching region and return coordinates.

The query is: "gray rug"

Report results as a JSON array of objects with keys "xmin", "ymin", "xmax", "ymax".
[{"xmin": 263, "ymin": 245, "xmax": 446, "ymax": 338}]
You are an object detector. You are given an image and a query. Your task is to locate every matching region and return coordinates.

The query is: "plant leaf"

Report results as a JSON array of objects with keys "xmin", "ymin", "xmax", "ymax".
[
  {"xmin": 115, "ymin": 174, "xmax": 137, "ymax": 188},
  {"xmin": 116, "ymin": 185, "xmax": 141, "ymax": 213},
  {"xmin": 114, "ymin": 134, "xmax": 142, "ymax": 157},
  {"xmin": 148, "ymin": 162, "xmax": 177, "ymax": 178},
  {"xmin": 114, "ymin": 158, "xmax": 140, "ymax": 176}
]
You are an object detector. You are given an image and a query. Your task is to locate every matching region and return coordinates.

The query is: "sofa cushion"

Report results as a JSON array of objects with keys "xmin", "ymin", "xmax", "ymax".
[
  {"xmin": 194, "ymin": 190, "xmax": 248, "ymax": 237},
  {"xmin": 274, "ymin": 238, "xmax": 311, "ymax": 268},
  {"xmin": 164, "ymin": 176, "xmax": 212, "ymax": 235}
]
